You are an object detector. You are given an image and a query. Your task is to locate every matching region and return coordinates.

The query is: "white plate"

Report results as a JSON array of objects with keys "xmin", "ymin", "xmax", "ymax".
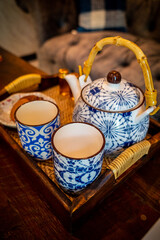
[{"xmin": 0, "ymin": 92, "xmax": 56, "ymax": 128}]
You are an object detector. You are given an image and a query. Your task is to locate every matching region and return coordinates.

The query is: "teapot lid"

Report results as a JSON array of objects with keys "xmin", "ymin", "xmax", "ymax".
[{"xmin": 82, "ymin": 70, "xmax": 143, "ymax": 112}]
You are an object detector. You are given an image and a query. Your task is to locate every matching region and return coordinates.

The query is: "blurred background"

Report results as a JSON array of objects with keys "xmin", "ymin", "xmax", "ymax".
[{"xmin": 0, "ymin": 0, "xmax": 38, "ymax": 58}]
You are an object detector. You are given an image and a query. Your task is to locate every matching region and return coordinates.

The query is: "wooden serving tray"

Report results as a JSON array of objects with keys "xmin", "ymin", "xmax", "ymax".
[{"xmin": 0, "ymin": 85, "xmax": 160, "ymax": 229}]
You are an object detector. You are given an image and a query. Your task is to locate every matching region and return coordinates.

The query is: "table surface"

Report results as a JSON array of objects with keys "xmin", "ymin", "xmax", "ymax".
[{"xmin": 0, "ymin": 47, "xmax": 160, "ymax": 240}]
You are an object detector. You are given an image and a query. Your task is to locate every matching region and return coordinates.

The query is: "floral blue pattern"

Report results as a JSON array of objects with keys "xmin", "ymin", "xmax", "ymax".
[
  {"xmin": 16, "ymin": 115, "xmax": 60, "ymax": 160},
  {"xmin": 53, "ymin": 149, "xmax": 104, "ymax": 192},
  {"xmin": 82, "ymin": 79, "xmax": 140, "ymax": 111},
  {"xmin": 73, "ymin": 97, "xmax": 149, "ymax": 155}
]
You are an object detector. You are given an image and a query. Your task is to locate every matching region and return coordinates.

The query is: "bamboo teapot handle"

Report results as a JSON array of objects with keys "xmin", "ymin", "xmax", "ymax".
[{"xmin": 82, "ymin": 36, "xmax": 159, "ymax": 115}]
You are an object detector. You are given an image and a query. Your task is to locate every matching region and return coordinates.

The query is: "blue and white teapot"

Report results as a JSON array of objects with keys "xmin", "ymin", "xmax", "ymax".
[{"xmin": 64, "ymin": 36, "xmax": 159, "ymax": 155}]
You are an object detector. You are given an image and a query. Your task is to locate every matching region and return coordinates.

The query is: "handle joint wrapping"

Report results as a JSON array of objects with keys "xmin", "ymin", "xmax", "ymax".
[
  {"xmin": 108, "ymin": 140, "xmax": 151, "ymax": 179},
  {"xmin": 4, "ymin": 74, "xmax": 41, "ymax": 94}
]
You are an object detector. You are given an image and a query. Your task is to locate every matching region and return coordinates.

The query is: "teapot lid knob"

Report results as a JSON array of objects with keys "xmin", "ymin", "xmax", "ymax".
[{"xmin": 107, "ymin": 70, "xmax": 121, "ymax": 84}]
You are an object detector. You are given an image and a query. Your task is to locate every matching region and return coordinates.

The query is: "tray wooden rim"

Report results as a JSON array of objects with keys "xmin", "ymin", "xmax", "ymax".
[{"xmin": 0, "ymin": 118, "xmax": 160, "ymax": 226}]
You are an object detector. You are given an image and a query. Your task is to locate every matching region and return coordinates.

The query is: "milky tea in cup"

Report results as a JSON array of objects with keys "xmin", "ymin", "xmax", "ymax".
[
  {"xmin": 52, "ymin": 122, "xmax": 105, "ymax": 193},
  {"xmin": 15, "ymin": 100, "xmax": 60, "ymax": 160}
]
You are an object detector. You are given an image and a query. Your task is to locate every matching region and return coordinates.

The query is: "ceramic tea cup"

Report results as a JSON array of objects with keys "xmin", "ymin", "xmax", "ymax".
[
  {"xmin": 15, "ymin": 100, "xmax": 60, "ymax": 160},
  {"xmin": 52, "ymin": 122, "xmax": 105, "ymax": 193}
]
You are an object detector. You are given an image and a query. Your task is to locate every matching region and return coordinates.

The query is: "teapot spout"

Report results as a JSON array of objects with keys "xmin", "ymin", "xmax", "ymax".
[
  {"xmin": 64, "ymin": 74, "xmax": 92, "ymax": 103},
  {"xmin": 64, "ymin": 74, "xmax": 81, "ymax": 103}
]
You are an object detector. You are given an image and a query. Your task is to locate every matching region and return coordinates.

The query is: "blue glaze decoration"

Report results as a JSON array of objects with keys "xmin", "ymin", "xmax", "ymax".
[
  {"xmin": 53, "ymin": 149, "xmax": 104, "ymax": 192},
  {"xmin": 16, "ymin": 115, "xmax": 60, "ymax": 160}
]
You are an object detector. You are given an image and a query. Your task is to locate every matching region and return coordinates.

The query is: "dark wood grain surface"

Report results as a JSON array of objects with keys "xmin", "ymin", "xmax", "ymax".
[
  {"xmin": 0, "ymin": 47, "xmax": 160, "ymax": 240},
  {"xmin": 0, "ymin": 47, "xmax": 43, "ymax": 88}
]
